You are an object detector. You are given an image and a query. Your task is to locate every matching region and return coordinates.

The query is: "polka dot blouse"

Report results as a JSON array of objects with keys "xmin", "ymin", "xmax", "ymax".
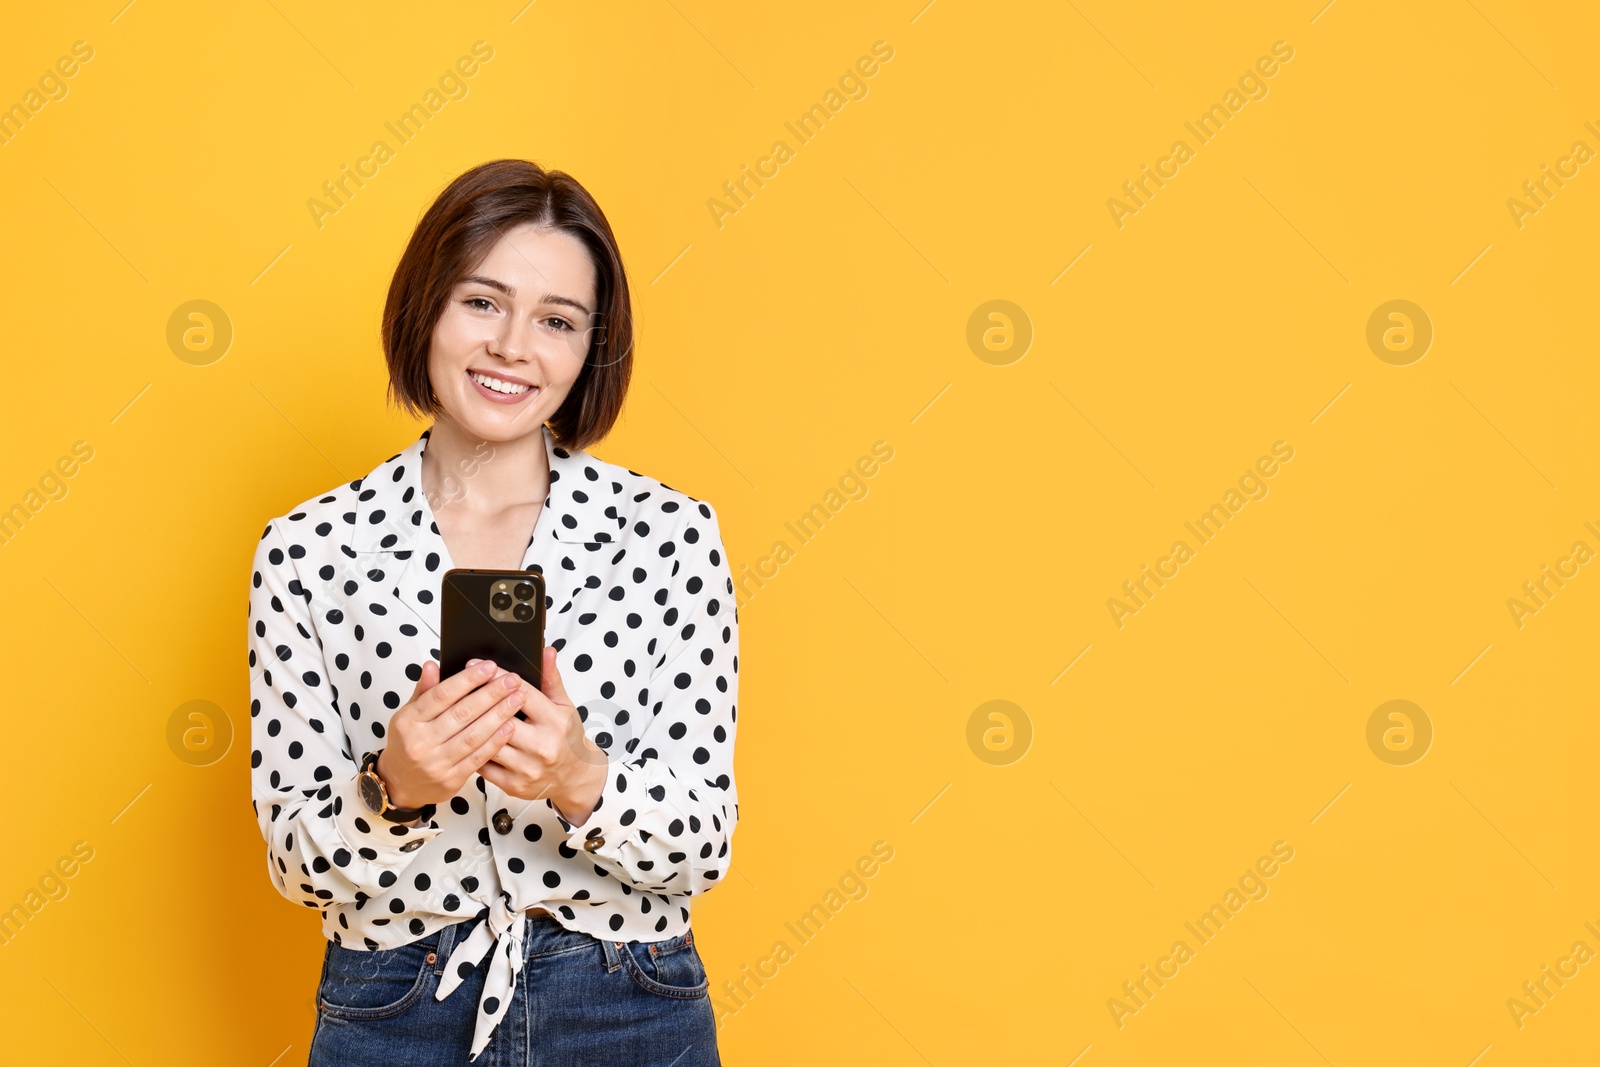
[{"xmin": 247, "ymin": 423, "xmax": 740, "ymax": 1060}]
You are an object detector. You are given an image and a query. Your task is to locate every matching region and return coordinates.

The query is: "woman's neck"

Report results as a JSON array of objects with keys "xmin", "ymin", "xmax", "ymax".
[{"xmin": 420, "ymin": 418, "xmax": 549, "ymax": 516}]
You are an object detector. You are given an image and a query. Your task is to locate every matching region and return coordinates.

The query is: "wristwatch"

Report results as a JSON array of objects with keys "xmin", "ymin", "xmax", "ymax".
[{"xmin": 357, "ymin": 750, "xmax": 436, "ymax": 824}]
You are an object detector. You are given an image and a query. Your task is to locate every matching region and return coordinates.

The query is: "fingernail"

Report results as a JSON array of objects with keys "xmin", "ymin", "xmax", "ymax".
[
  {"xmin": 467, "ymin": 658, "xmax": 481, "ymax": 666},
  {"xmin": 501, "ymin": 674, "xmax": 519, "ymax": 689},
  {"xmin": 477, "ymin": 660, "xmax": 497, "ymax": 676},
  {"xmin": 508, "ymin": 692, "xmax": 524, "ymax": 707}
]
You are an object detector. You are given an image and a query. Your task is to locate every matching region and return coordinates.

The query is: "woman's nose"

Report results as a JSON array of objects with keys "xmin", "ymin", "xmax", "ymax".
[{"xmin": 490, "ymin": 315, "xmax": 533, "ymax": 361}]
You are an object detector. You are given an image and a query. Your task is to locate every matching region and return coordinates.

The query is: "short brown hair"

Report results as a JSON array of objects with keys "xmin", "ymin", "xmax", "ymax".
[{"xmin": 382, "ymin": 159, "xmax": 634, "ymax": 453}]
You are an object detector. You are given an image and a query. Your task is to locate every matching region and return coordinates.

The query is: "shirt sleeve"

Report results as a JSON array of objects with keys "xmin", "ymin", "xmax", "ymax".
[
  {"xmin": 550, "ymin": 501, "xmax": 740, "ymax": 897},
  {"xmin": 248, "ymin": 519, "xmax": 443, "ymax": 911}
]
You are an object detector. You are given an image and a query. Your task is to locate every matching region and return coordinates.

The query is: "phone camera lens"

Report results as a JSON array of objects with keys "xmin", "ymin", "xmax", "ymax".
[
  {"xmin": 491, "ymin": 591, "xmax": 513, "ymax": 611},
  {"xmin": 513, "ymin": 602, "xmax": 534, "ymax": 622},
  {"xmin": 514, "ymin": 582, "xmax": 535, "ymax": 601}
]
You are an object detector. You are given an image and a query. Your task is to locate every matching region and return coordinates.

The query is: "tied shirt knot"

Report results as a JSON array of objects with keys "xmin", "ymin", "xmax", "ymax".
[{"xmin": 435, "ymin": 892, "xmax": 528, "ymax": 1060}]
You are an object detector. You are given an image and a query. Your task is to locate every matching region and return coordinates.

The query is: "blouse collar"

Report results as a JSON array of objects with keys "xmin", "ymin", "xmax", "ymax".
[{"xmin": 344, "ymin": 422, "xmax": 619, "ymax": 638}]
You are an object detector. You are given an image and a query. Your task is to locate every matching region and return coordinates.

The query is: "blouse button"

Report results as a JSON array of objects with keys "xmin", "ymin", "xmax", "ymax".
[
  {"xmin": 492, "ymin": 810, "xmax": 514, "ymax": 835},
  {"xmin": 583, "ymin": 835, "xmax": 605, "ymax": 852}
]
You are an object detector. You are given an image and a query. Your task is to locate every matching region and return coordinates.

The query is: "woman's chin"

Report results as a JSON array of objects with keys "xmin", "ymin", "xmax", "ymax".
[{"xmin": 438, "ymin": 401, "xmax": 547, "ymax": 443}]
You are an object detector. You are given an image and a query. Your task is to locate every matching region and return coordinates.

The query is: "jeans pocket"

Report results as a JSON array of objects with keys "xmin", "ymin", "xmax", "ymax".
[
  {"xmin": 317, "ymin": 933, "xmax": 440, "ymax": 1021},
  {"xmin": 617, "ymin": 930, "xmax": 710, "ymax": 999}
]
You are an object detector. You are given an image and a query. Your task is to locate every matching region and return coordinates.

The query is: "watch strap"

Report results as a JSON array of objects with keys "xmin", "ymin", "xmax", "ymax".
[{"xmin": 360, "ymin": 750, "xmax": 436, "ymax": 823}]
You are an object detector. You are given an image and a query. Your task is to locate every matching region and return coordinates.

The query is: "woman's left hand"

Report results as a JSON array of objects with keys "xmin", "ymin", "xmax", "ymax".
[{"xmin": 476, "ymin": 646, "xmax": 608, "ymax": 825}]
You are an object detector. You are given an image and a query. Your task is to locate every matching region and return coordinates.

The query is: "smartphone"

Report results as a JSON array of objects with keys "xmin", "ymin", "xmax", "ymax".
[{"xmin": 440, "ymin": 569, "xmax": 547, "ymax": 719}]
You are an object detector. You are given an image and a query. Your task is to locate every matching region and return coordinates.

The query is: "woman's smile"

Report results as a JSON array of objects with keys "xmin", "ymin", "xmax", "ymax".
[{"xmin": 466, "ymin": 367, "xmax": 539, "ymax": 403}]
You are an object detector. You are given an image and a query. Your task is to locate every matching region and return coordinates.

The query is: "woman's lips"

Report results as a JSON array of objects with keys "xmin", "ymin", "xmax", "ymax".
[{"xmin": 466, "ymin": 369, "xmax": 537, "ymax": 404}]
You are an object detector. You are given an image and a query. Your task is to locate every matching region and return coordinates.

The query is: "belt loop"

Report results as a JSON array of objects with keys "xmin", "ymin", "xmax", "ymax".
[
  {"xmin": 433, "ymin": 917, "xmax": 460, "ymax": 975},
  {"xmin": 601, "ymin": 938, "xmax": 623, "ymax": 972}
]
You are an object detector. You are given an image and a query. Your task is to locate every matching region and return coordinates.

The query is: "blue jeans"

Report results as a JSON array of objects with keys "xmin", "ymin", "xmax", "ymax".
[{"xmin": 308, "ymin": 911, "xmax": 722, "ymax": 1066}]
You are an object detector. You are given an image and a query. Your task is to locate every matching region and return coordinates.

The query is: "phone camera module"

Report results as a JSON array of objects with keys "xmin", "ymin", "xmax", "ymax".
[
  {"xmin": 514, "ymin": 582, "xmax": 535, "ymax": 601},
  {"xmin": 491, "ymin": 591, "xmax": 513, "ymax": 611},
  {"xmin": 513, "ymin": 602, "xmax": 534, "ymax": 622}
]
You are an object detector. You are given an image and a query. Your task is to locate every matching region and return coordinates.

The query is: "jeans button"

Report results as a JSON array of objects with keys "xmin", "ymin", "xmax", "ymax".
[{"xmin": 493, "ymin": 809, "xmax": 514, "ymax": 834}]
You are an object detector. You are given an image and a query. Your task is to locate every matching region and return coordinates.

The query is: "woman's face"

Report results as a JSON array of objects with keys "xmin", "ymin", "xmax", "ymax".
[{"xmin": 426, "ymin": 222, "xmax": 599, "ymax": 442}]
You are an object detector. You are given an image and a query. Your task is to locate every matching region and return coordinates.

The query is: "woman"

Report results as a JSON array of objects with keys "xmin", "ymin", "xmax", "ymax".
[{"xmin": 247, "ymin": 159, "xmax": 738, "ymax": 1066}]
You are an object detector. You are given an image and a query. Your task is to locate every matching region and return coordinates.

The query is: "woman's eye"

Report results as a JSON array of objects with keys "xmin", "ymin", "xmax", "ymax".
[
  {"xmin": 465, "ymin": 297, "xmax": 495, "ymax": 312},
  {"xmin": 545, "ymin": 317, "xmax": 573, "ymax": 332}
]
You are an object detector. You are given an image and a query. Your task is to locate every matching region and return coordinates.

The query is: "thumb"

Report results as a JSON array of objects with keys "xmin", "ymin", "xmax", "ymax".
[
  {"xmin": 411, "ymin": 658, "xmax": 441, "ymax": 700},
  {"xmin": 540, "ymin": 646, "xmax": 572, "ymax": 707}
]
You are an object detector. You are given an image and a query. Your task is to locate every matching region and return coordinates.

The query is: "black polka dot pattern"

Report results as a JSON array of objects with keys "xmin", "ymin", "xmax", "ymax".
[{"xmin": 248, "ymin": 424, "xmax": 739, "ymax": 1058}]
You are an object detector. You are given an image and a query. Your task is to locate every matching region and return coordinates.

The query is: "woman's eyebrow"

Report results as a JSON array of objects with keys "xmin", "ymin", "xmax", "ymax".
[
  {"xmin": 461, "ymin": 274, "xmax": 592, "ymax": 315},
  {"xmin": 544, "ymin": 294, "xmax": 593, "ymax": 316},
  {"xmin": 462, "ymin": 273, "xmax": 514, "ymax": 297}
]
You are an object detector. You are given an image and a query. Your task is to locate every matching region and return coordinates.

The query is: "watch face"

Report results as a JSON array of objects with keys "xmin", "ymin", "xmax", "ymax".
[{"xmin": 357, "ymin": 772, "xmax": 386, "ymax": 814}]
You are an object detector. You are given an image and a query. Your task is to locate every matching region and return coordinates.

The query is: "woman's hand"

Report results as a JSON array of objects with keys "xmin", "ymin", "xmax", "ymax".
[
  {"xmin": 477, "ymin": 646, "xmax": 608, "ymax": 825},
  {"xmin": 375, "ymin": 659, "xmax": 526, "ymax": 809}
]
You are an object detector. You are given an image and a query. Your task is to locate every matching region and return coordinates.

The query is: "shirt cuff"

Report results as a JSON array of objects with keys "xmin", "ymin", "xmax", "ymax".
[
  {"xmin": 553, "ymin": 763, "xmax": 635, "ymax": 860},
  {"xmin": 331, "ymin": 770, "xmax": 444, "ymax": 862}
]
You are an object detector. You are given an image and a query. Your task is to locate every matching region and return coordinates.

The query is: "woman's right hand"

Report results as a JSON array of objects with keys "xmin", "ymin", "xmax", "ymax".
[{"xmin": 375, "ymin": 659, "xmax": 525, "ymax": 809}]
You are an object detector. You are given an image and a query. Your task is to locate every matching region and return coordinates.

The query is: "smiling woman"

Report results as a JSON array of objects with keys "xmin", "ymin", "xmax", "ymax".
[{"xmin": 249, "ymin": 160, "xmax": 736, "ymax": 1066}]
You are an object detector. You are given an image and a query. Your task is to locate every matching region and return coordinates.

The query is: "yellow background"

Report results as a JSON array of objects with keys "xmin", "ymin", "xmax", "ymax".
[{"xmin": 2, "ymin": 1, "xmax": 1597, "ymax": 1063}]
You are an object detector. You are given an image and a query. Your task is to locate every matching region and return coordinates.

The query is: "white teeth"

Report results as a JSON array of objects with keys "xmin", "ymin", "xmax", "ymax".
[{"xmin": 469, "ymin": 371, "xmax": 533, "ymax": 395}]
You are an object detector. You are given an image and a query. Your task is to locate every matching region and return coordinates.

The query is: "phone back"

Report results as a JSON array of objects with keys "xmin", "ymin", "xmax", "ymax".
[{"xmin": 439, "ymin": 569, "xmax": 546, "ymax": 690}]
